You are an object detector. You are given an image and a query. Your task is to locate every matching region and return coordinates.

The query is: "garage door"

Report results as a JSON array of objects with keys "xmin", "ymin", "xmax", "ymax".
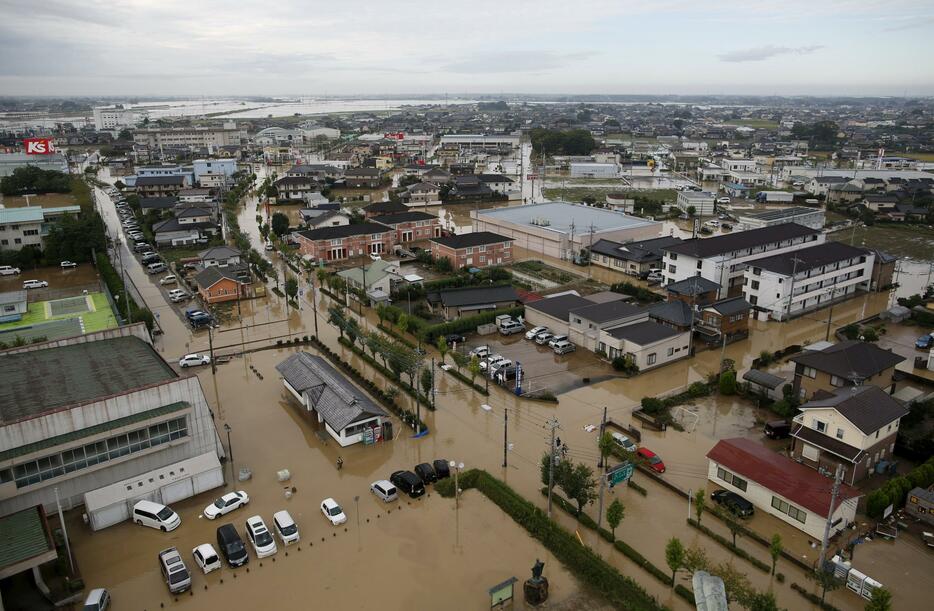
[
  {"xmin": 91, "ymin": 502, "xmax": 130, "ymax": 531},
  {"xmin": 161, "ymin": 478, "xmax": 194, "ymax": 505}
]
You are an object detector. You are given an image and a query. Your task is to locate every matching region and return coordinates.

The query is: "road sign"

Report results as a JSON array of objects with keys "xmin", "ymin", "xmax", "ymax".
[{"xmin": 607, "ymin": 462, "xmax": 634, "ymax": 487}]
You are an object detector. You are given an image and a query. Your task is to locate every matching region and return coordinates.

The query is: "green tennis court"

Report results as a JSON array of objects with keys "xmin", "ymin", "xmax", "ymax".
[
  {"xmin": 48, "ymin": 295, "xmax": 92, "ymax": 317},
  {"xmin": 0, "ymin": 292, "xmax": 117, "ymax": 342}
]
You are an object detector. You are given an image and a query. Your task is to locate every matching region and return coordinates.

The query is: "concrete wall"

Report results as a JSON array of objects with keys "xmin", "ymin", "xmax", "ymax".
[
  {"xmin": 0, "ymin": 323, "xmax": 151, "ymax": 355},
  {"xmin": 0, "ymin": 376, "xmax": 222, "ymax": 514}
]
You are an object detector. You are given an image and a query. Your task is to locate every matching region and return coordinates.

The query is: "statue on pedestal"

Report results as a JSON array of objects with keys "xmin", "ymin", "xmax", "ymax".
[{"xmin": 523, "ymin": 559, "xmax": 549, "ymax": 606}]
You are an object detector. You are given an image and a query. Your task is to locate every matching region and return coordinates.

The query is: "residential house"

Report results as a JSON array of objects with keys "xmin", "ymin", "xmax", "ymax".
[
  {"xmin": 175, "ymin": 207, "xmax": 215, "ymax": 227},
  {"xmin": 300, "ymin": 210, "xmax": 350, "ymax": 230},
  {"xmin": 0, "ymin": 290, "xmax": 27, "ymax": 323},
  {"xmin": 276, "ymin": 352, "xmax": 389, "ymax": 447},
  {"xmin": 806, "ymin": 176, "xmax": 848, "ymax": 197},
  {"xmin": 336, "ymin": 259, "xmax": 402, "ymax": 304},
  {"xmin": 362, "ymin": 200, "xmax": 408, "ymax": 219},
  {"xmin": 666, "ymin": 277, "xmax": 721, "ymax": 307},
  {"xmin": 344, "ymin": 167, "xmax": 382, "ymax": 188},
  {"xmin": 135, "ymin": 175, "xmax": 187, "ymax": 198},
  {"xmin": 567, "ymin": 299, "xmax": 645, "ymax": 352},
  {"xmin": 590, "ymin": 236, "xmax": 683, "ymax": 276},
  {"xmin": 662, "ymin": 223, "xmax": 824, "ymax": 298},
  {"xmin": 790, "ymin": 385, "xmax": 909, "ymax": 484},
  {"xmin": 524, "ymin": 293, "xmax": 594, "ymax": 337},
  {"xmin": 427, "ymin": 285, "xmax": 520, "ymax": 320},
  {"xmin": 193, "ymin": 265, "xmax": 251, "ymax": 303},
  {"xmin": 370, "ymin": 211, "xmax": 441, "ymax": 244},
  {"xmin": 676, "ymin": 191, "xmax": 716, "ymax": 216},
  {"xmin": 404, "ymin": 182, "xmax": 441, "ymax": 205},
  {"xmin": 477, "ymin": 174, "xmax": 516, "ymax": 196},
  {"xmin": 275, "ymin": 176, "xmax": 321, "ymax": 202},
  {"xmin": 597, "ymin": 320, "xmax": 691, "ymax": 371},
  {"xmin": 449, "ymin": 175, "xmax": 493, "ymax": 198},
  {"xmin": 429, "ymin": 231, "xmax": 514, "ymax": 269},
  {"xmin": 707, "ymin": 438, "xmax": 861, "ymax": 540},
  {"xmin": 867, "ymin": 249, "xmax": 897, "ymax": 291},
  {"xmin": 294, "ymin": 223, "xmax": 395, "ymax": 262},
  {"xmin": 422, "ymin": 167, "xmax": 453, "ymax": 185},
  {"xmin": 198, "ymin": 245, "xmax": 241, "ymax": 269},
  {"xmin": 742, "ymin": 242, "xmax": 874, "ymax": 321},
  {"xmin": 285, "ymin": 164, "xmax": 343, "ymax": 180},
  {"xmin": 789, "ymin": 340, "xmax": 904, "ymax": 400},
  {"xmin": 648, "ymin": 300, "xmax": 695, "ymax": 332},
  {"xmin": 139, "ymin": 197, "xmax": 178, "ymax": 212},
  {"xmin": 151, "ymin": 217, "xmax": 211, "ymax": 247},
  {"xmin": 696, "ymin": 297, "xmax": 751, "ymax": 344},
  {"xmin": 178, "ymin": 188, "xmax": 214, "ymax": 204}
]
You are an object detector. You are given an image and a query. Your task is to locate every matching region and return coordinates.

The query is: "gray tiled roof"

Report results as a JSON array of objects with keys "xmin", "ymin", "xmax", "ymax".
[
  {"xmin": 666, "ymin": 276, "xmax": 721, "ymax": 296},
  {"xmin": 276, "ymin": 353, "xmax": 387, "ymax": 431},
  {"xmin": 606, "ymin": 320, "xmax": 683, "ymax": 345},
  {"xmin": 663, "ymin": 223, "xmax": 819, "ymax": 259},
  {"xmin": 749, "ymin": 242, "xmax": 869, "ymax": 276},
  {"xmin": 525, "ymin": 294, "xmax": 593, "ymax": 320},
  {"xmin": 791, "ymin": 340, "xmax": 904, "ymax": 381},
  {"xmin": 0, "ymin": 336, "xmax": 176, "ymax": 424},
  {"xmin": 569, "ymin": 300, "xmax": 643, "ymax": 324},
  {"xmin": 798, "ymin": 385, "xmax": 909, "ymax": 434},
  {"xmin": 648, "ymin": 300, "xmax": 694, "ymax": 327}
]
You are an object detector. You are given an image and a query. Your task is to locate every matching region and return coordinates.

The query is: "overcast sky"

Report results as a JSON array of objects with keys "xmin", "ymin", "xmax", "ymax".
[{"xmin": 2, "ymin": 0, "xmax": 933, "ymax": 97}]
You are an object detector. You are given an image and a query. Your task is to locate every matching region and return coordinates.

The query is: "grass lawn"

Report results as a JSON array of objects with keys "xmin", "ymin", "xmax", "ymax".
[
  {"xmin": 0, "ymin": 193, "xmax": 78, "ymax": 208},
  {"xmin": 0, "ymin": 292, "xmax": 118, "ymax": 334},
  {"xmin": 160, "ymin": 246, "xmax": 212, "ymax": 264},
  {"xmin": 829, "ymin": 223, "xmax": 934, "ymax": 260}
]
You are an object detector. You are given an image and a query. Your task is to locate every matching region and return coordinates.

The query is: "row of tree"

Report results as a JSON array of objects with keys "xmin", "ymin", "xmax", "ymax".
[{"xmin": 0, "ymin": 166, "xmax": 72, "ymax": 195}]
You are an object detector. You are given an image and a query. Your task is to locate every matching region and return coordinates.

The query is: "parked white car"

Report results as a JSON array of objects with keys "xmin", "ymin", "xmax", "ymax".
[
  {"xmin": 191, "ymin": 543, "xmax": 222, "ymax": 574},
  {"xmin": 489, "ymin": 359, "xmax": 513, "ymax": 377},
  {"xmin": 60, "ymin": 260, "xmax": 77, "ymax": 269},
  {"xmin": 23, "ymin": 280, "xmax": 48, "ymax": 289},
  {"xmin": 534, "ymin": 332, "xmax": 554, "ymax": 346},
  {"xmin": 273, "ymin": 510, "xmax": 300, "ymax": 545},
  {"xmin": 203, "ymin": 491, "xmax": 250, "ymax": 519},
  {"xmin": 525, "ymin": 326, "xmax": 548, "ymax": 340},
  {"xmin": 244, "ymin": 515, "xmax": 277, "ymax": 558},
  {"xmin": 370, "ymin": 480, "xmax": 398, "ymax": 503},
  {"xmin": 612, "ymin": 432, "xmax": 638, "ymax": 453},
  {"xmin": 159, "ymin": 275, "xmax": 177, "ymax": 285},
  {"xmin": 179, "ymin": 353, "xmax": 210, "ymax": 368},
  {"xmin": 553, "ymin": 340, "xmax": 576, "ymax": 355},
  {"xmin": 469, "ymin": 346, "xmax": 490, "ymax": 359},
  {"xmin": 132, "ymin": 500, "xmax": 181, "ymax": 532},
  {"xmin": 0, "ymin": 265, "xmax": 21, "ymax": 276},
  {"xmin": 168, "ymin": 289, "xmax": 190, "ymax": 303},
  {"xmin": 479, "ymin": 354, "xmax": 505, "ymax": 372},
  {"xmin": 320, "ymin": 498, "xmax": 347, "ymax": 526},
  {"xmin": 716, "ymin": 197, "xmax": 731, "ymax": 204},
  {"xmin": 704, "ymin": 220, "xmax": 720, "ymax": 228}
]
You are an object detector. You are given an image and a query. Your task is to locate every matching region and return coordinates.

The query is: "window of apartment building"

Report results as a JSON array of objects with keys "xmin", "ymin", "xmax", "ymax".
[
  {"xmin": 0, "ymin": 240, "xmax": 7, "ymax": 246},
  {"xmin": 479, "ymin": 245, "xmax": 486, "ymax": 252},
  {"xmin": 647, "ymin": 353, "xmax": 657, "ymax": 365},
  {"xmin": 10, "ymin": 224, "xmax": 19, "ymax": 230},
  {"xmin": 752, "ymin": 267, "xmax": 761, "ymax": 275},
  {"xmin": 750, "ymin": 280, "xmax": 759, "ymax": 290},
  {"xmin": 11, "ymin": 416, "xmax": 188, "ymax": 489},
  {"xmin": 749, "ymin": 295, "xmax": 758, "ymax": 305},
  {"xmin": 667, "ymin": 347, "xmax": 674, "ymax": 357},
  {"xmin": 330, "ymin": 239, "xmax": 342, "ymax": 246},
  {"xmin": 771, "ymin": 496, "xmax": 806, "ymax": 523},
  {"xmin": 716, "ymin": 467, "xmax": 748, "ymax": 491},
  {"xmin": 22, "ymin": 229, "xmax": 39, "ymax": 236},
  {"xmin": 830, "ymin": 375, "xmax": 844, "ymax": 387},
  {"xmin": 465, "ymin": 247, "xmax": 473, "ymax": 254},
  {"xmin": 370, "ymin": 233, "xmax": 381, "ymax": 240},
  {"xmin": 668, "ymin": 265, "xmax": 677, "ymax": 274},
  {"xmin": 669, "ymin": 253, "xmax": 677, "ymax": 261},
  {"xmin": 14, "ymin": 238, "xmax": 21, "ymax": 245},
  {"xmin": 801, "ymin": 366, "xmax": 817, "ymax": 378},
  {"xmin": 814, "ymin": 419, "xmax": 827, "ymax": 433},
  {"xmin": 696, "ymin": 260, "xmax": 702, "ymax": 269},
  {"xmin": 836, "ymin": 428, "xmax": 845, "ymax": 440}
]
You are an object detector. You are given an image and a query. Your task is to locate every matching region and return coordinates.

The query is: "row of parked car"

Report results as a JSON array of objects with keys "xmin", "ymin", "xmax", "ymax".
[{"xmin": 522, "ymin": 325, "xmax": 576, "ymax": 355}]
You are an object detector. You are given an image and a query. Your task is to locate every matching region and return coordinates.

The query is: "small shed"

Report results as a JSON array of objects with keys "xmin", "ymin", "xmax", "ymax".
[
  {"xmin": 879, "ymin": 305, "xmax": 911, "ymax": 323},
  {"xmin": 0, "ymin": 290, "xmax": 27, "ymax": 323},
  {"xmin": 742, "ymin": 369, "xmax": 788, "ymax": 401}
]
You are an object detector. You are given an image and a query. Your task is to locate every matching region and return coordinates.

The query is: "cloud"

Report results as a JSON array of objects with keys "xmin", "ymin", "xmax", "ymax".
[
  {"xmin": 441, "ymin": 51, "xmax": 593, "ymax": 74},
  {"xmin": 717, "ymin": 45, "xmax": 825, "ymax": 63}
]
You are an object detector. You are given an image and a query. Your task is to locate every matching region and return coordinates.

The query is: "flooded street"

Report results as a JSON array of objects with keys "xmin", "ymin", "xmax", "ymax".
[{"xmin": 67, "ymin": 178, "xmax": 933, "ymax": 611}]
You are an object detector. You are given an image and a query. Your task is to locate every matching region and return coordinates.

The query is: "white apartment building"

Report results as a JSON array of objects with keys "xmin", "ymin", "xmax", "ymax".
[
  {"xmin": 735, "ymin": 207, "xmax": 826, "ymax": 231},
  {"xmin": 662, "ymin": 223, "xmax": 824, "ymax": 299},
  {"xmin": 134, "ymin": 126, "xmax": 245, "ymax": 149},
  {"xmin": 742, "ymin": 242, "xmax": 874, "ymax": 320},
  {"xmin": 570, "ymin": 162, "xmax": 618, "ymax": 178},
  {"xmin": 92, "ymin": 107, "xmax": 142, "ymax": 132},
  {"xmin": 439, "ymin": 134, "xmax": 520, "ymax": 150},
  {"xmin": 676, "ymin": 191, "xmax": 716, "ymax": 216}
]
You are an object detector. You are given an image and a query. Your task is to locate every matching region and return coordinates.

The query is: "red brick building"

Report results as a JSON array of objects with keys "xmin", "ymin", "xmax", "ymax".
[
  {"xmin": 371, "ymin": 211, "xmax": 441, "ymax": 244},
  {"xmin": 429, "ymin": 231, "xmax": 514, "ymax": 269},
  {"xmin": 194, "ymin": 266, "xmax": 251, "ymax": 303},
  {"xmin": 294, "ymin": 222, "xmax": 395, "ymax": 262}
]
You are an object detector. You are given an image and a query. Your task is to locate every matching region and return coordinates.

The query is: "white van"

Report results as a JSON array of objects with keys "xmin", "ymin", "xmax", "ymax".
[
  {"xmin": 273, "ymin": 510, "xmax": 300, "ymax": 545},
  {"xmin": 370, "ymin": 480, "xmax": 398, "ymax": 503},
  {"xmin": 147, "ymin": 262, "xmax": 167, "ymax": 274},
  {"xmin": 133, "ymin": 500, "xmax": 181, "ymax": 532},
  {"xmin": 83, "ymin": 588, "xmax": 111, "ymax": 611}
]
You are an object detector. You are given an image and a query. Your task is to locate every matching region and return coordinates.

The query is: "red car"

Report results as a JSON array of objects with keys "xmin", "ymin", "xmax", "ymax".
[{"xmin": 636, "ymin": 447, "xmax": 666, "ymax": 473}]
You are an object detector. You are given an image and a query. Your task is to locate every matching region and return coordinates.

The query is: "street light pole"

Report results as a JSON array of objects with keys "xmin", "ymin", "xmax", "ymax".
[{"xmin": 224, "ymin": 423, "xmax": 234, "ymax": 484}]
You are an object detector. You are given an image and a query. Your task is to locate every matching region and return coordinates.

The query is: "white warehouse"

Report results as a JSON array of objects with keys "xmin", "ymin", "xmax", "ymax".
[
  {"xmin": 570, "ymin": 162, "xmax": 618, "ymax": 178},
  {"xmin": 742, "ymin": 242, "xmax": 874, "ymax": 321},
  {"xmin": 0, "ymin": 324, "xmax": 225, "ymax": 523}
]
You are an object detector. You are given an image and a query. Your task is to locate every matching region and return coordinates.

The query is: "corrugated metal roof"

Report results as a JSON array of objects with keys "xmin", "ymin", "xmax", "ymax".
[
  {"xmin": 0, "ymin": 207, "xmax": 44, "ymax": 224},
  {"xmin": 0, "ymin": 402, "xmax": 189, "ymax": 463},
  {"xmin": 0, "ymin": 506, "xmax": 54, "ymax": 572}
]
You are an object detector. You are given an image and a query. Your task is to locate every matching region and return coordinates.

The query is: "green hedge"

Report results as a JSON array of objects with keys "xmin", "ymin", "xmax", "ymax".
[
  {"xmin": 686, "ymin": 518, "xmax": 770, "ymax": 573},
  {"xmin": 865, "ymin": 456, "xmax": 934, "ymax": 519},
  {"xmin": 337, "ymin": 337, "xmax": 433, "ymax": 410},
  {"xmin": 437, "ymin": 471, "xmax": 662, "ymax": 611},
  {"xmin": 310, "ymin": 337, "xmax": 426, "ymax": 431},
  {"xmin": 544, "ymin": 488, "xmax": 673, "ymax": 587},
  {"xmin": 790, "ymin": 582, "xmax": 842, "ymax": 611},
  {"xmin": 422, "ymin": 306, "xmax": 525, "ymax": 343}
]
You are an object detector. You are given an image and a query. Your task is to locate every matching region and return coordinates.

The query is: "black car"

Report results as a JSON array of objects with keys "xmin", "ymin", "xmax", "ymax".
[
  {"xmin": 764, "ymin": 420, "xmax": 791, "ymax": 439},
  {"xmin": 414, "ymin": 463, "xmax": 437, "ymax": 484},
  {"xmin": 390, "ymin": 470, "xmax": 425, "ymax": 498},
  {"xmin": 432, "ymin": 459, "xmax": 451, "ymax": 480},
  {"xmin": 711, "ymin": 490, "xmax": 755, "ymax": 518},
  {"xmin": 444, "ymin": 333, "xmax": 466, "ymax": 345},
  {"xmin": 216, "ymin": 523, "xmax": 249, "ymax": 567}
]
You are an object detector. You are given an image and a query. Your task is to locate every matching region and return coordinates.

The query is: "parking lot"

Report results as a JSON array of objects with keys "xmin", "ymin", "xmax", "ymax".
[{"xmin": 460, "ymin": 327, "xmax": 612, "ymax": 396}]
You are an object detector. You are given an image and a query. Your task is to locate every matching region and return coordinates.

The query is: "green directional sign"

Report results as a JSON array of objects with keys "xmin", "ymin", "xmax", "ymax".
[{"xmin": 608, "ymin": 462, "xmax": 634, "ymax": 487}]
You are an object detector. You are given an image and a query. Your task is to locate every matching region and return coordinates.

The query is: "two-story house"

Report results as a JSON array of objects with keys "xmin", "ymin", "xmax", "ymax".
[
  {"xmin": 789, "ymin": 340, "xmax": 905, "ymax": 401},
  {"xmin": 198, "ymin": 246, "xmax": 241, "ymax": 269},
  {"xmin": 294, "ymin": 223, "xmax": 395, "ymax": 262},
  {"xmin": 790, "ymin": 386, "xmax": 909, "ymax": 484},
  {"xmin": 370, "ymin": 211, "xmax": 441, "ymax": 244},
  {"xmin": 429, "ymin": 232, "xmax": 514, "ymax": 269}
]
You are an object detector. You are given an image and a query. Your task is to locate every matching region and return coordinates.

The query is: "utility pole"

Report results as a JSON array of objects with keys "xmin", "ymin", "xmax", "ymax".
[
  {"xmin": 596, "ymin": 407, "xmax": 608, "ymax": 530},
  {"xmin": 208, "ymin": 311, "xmax": 217, "ymax": 375},
  {"xmin": 546, "ymin": 417, "xmax": 560, "ymax": 518},
  {"xmin": 719, "ymin": 331, "xmax": 728, "ymax": 370},
  {"xmin": 54, "ymin": 488, "xmax": 75, "ymax": 575},
  {"xmin": 785, "ymin": 256, "xmax": 802, "ymax": 321},
  {"xmin": 502, "ymin": 407, "xmax": 508, "ymax": 468},
  {"xmin": 818, "ymin": 464, "xmax": 845, "ymax": 569}
]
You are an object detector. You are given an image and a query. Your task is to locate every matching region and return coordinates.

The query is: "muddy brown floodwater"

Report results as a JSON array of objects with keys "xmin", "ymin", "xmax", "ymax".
[{"xmin": 70, "ymin": 181, "xmax": 933, "ymax": 611}]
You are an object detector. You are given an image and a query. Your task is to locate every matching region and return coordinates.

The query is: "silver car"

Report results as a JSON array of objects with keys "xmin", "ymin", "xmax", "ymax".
[{"xmin": 158, "ymin": 547, "xmax": 191, "ymax": 594}]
